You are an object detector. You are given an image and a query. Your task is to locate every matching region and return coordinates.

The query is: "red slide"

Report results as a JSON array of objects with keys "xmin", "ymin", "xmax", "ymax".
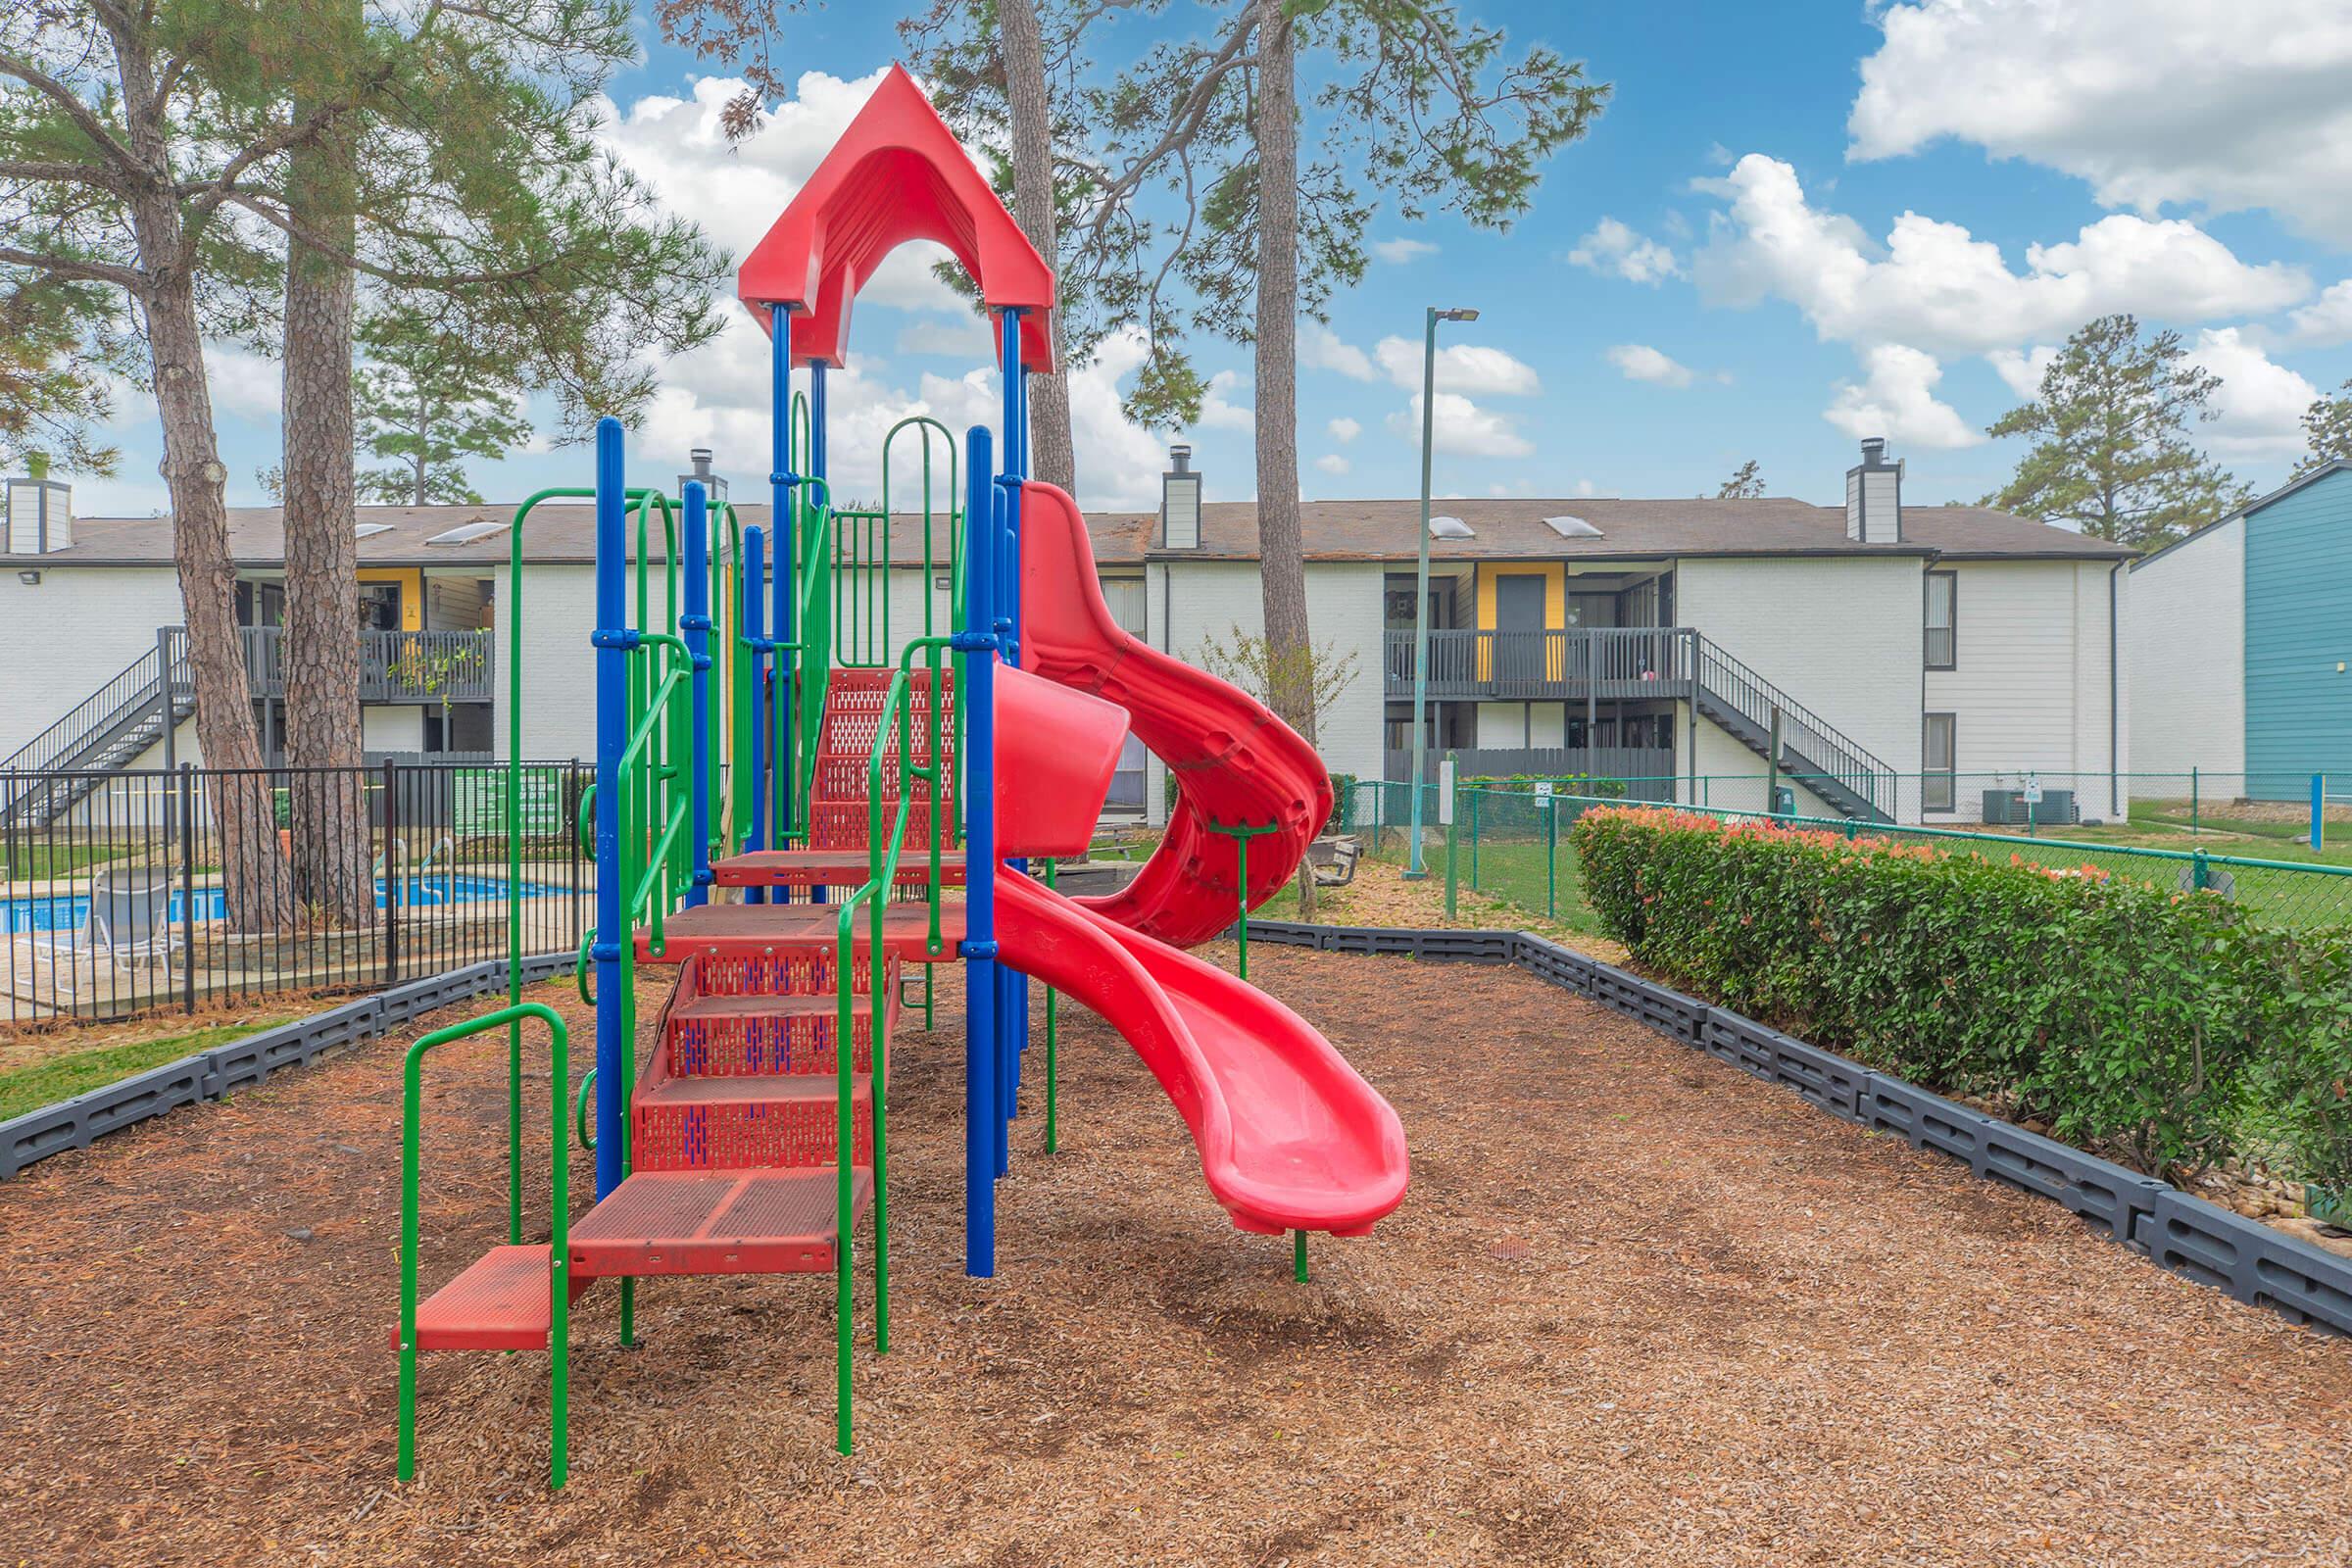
[
  {"xmin": 989, "ymin": 479, "xmax": 1406, "ymax": 1237},
  {"xmin": 1015, "ymin": 481, "xmax": 1331, "ymax": 949},
  {"xmin": 996, "ymin": 869, "xmax": 1407, "ymax": 1234}
]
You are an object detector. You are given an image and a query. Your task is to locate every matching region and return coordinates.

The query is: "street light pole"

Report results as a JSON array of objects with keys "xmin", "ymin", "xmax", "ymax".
[{"xmin": 1405, "ymin": 305, "xmax": 1478, "ymax": 878}]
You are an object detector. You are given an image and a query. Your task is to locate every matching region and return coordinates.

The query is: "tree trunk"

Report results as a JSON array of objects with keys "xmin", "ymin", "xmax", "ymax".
[
  {"xmin": 280, "ymin": 104, "xmax": 371, "ymax": 926},
  {"xmin": 105, "ymin": 5, "xmax": 290, "ymax": 935},
  {"xmin": 139, "ymin": 271, "xmax": 293, "ymax": 930},
  {"xmin": 999, "ymin": 0, "xmax": 1077, "ymax": 496},
  {"xmin": 1251, "ymin": 0, "xmax": 1314, "ymax": 744}
]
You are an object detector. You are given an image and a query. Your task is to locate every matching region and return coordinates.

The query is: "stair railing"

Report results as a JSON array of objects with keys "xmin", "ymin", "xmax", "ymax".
[
  {"xmin": 0, "ymin": 642, "xmax": 165, "ymax": 778},
  {"xmin": 827, "ymin": 631, "xmax": 954, "ymax": 1456},
  {"xmin": 1689, "ymin": 630, "xmax": 1894, "ymax": 818}
]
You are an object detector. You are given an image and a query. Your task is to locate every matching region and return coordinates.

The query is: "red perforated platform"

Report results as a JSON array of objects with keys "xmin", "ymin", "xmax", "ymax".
[
  {"xmin": 711, "ymin": 849, "xmax": 965, "ymax": 889},
  {"xmin": 568, "ymin": 1169, "xmax": 871, "ymax": 1277},
  {"xmin": 636, "ymin": 902, "xmax": 963, "ymax": 965},
  {"xmin": 632, "ymin": 1074, "xmax": 876, "ymax": 1171},
  {"xmin": 399, "ymin": 1245, "xmax": 585, "ymax": 1352}
]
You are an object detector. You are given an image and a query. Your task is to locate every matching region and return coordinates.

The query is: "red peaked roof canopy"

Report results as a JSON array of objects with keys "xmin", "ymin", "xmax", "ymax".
[{"xmin": 736, "ymin": 65, "xmax": 1056, "ymax": 372}]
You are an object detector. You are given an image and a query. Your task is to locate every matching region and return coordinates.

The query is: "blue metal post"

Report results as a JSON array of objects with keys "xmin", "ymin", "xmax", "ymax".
[
  {"xmin": 959, "ymin": 424, "xmax": 999, "ymax": 1277},
  {"xmin": 684, "ymin": 480, "xmax": 712, "ymax": 907},
  {"xmin": 997, "ymin": 308, "xmax": 1027, "ymax": 1162},
  {"xmin": 591, "ymin": 416, "xmax": 627, "ymax": 1200},
  {"xmin": 769, "ymin": 305, "xmax": 797, "ymax": 870}
]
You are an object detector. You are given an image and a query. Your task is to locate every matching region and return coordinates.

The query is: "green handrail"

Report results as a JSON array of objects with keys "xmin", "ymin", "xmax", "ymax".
[
  {"xmin": 397, "ymin": 1002, "xmax": 570, "ymax": 1489},
  {"xmin": 826, "ymin": 632, "xmax": 955, "ymax": 1454}
]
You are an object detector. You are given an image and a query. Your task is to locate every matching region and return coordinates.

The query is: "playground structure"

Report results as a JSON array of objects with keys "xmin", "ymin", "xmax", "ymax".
[{"xmin": 394, "ymin": 66, "xmax": 1409, "ymax": 1487}]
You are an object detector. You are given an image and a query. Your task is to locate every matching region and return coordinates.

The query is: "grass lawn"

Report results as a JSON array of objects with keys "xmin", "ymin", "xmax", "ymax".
[{"xmin": 0, "ymin": 1017, "xmax": 282, "ymax": 1121}]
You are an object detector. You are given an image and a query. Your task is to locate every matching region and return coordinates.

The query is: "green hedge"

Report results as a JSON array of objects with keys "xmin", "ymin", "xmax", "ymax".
[{"xmin": 1572, "ymin": 806, "xmax": 2352, "ymax": 1189}]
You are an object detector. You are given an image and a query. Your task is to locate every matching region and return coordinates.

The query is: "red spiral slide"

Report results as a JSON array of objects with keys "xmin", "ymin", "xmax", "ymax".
[{"xmin": 989, "ymin": 480, "xmax": 1407, "ymax": 1236}]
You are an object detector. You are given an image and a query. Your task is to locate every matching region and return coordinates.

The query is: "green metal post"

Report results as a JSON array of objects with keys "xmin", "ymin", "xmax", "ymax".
[
  {"xmin": 2192, "ymin": 848, "xmax": 2210, "ymax": 892},
  {"xmin": 1205, "ymin": 820, "xmax": 1276, "ymax": 978},
  {"xmin": 398, "ymin": 1003, "xmax": 569, "ymax": 1490},
  {"xmin": 1293, "ymin": 1229, "xmax": 1307, "ymax": 1283},
  {"xmin": 1544, "ymin": 794, "xmax": 1557, "ymax": 918},
  {"xmin": 1470, "ymin": 788, "xmax": 1480, "ymax": 890}
]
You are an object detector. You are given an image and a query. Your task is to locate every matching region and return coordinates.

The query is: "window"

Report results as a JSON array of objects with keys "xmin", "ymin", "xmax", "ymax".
[
  {"xmin": 1923, "ymin": 713, "xmax": 1956, "ymax": 811},
  {"xmin": 359, "ymin": 581, "xmax": 402, "ymax": 631},
  {"xmin": 1925, "ymin": 569, "xmax": 1956, "ymax": 669}
]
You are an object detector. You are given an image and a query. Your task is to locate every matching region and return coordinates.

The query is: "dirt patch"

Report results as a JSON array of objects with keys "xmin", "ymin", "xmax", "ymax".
[{"xmin": 2, "ymin": 951, "xmax": 2348, "ymax": 1565}]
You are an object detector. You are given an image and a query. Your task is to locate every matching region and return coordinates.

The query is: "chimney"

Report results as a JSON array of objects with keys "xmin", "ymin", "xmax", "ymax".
[
  {"xmin": 1161, "ymin": 443, "xmax": 1201, "ymax": 550},
  {"xmin": 677, "ymin": 447, "xmax": 728, "ymax": 507},
  {"xmin": 1844, "ymin": 436, "xmax": 1901, "ymax": 545},
  {"xmin": 5, "ymin": 457, "xmax": 73, "ymax": 556}
]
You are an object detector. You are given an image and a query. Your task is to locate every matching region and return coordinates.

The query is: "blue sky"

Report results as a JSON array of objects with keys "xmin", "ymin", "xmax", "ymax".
[{"xmin": 77, "ymin": 0, "xmax": 2352, "ymax": 517}]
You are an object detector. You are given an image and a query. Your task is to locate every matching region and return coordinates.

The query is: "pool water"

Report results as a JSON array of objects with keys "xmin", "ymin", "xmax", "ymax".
[{"xmin": 0, "ymin": 873, "xmax": 563, "ymax": 936}]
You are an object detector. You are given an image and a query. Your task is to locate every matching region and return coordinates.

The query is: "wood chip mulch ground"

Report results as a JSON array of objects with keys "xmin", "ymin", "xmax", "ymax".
[{"xmin": 3, "ymin": 948, "xmax": 2348, "ymax": 1566}]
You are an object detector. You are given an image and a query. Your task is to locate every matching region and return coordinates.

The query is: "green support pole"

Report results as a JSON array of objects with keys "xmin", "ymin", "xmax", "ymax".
[
  {"xmin": 1044, "ymin": 857, "xmax": 1058, "ymax": 1153},
  {"xmin": 1445, "ymin": 765, "xmax": 1460, "ymax": 921},
  {"xmin": 1544, "ymin": 793, "xmax": 1557, "ymax": 918},
  {"xmin": 1205, "ymin": 820, "xmax": 1277, "ymax": 979},
  {"xmin": 1469, "ymin": 788, "xmax": 1480, "ymax": 890},
  {"xmin": 1294, "ymin": 1228, "xmax": 1307, "ymax": 1283}
]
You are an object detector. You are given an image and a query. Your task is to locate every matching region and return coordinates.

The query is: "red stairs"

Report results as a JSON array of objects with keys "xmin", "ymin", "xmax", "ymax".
[{"xmin": 405, "ymin": 670, "xmax": 959, "ymax": 1352}]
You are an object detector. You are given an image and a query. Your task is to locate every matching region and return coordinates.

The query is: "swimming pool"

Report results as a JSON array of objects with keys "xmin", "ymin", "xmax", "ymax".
[{"xmin": 0, "ymin": 873, "xmax": 565, "ymax": 936}]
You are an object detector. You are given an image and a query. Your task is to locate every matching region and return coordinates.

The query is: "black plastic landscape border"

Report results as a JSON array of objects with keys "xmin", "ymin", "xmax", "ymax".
[
  {"xmin": 1240, "ymin": 917, "xmax": 2352, "ymax": 1340},
  {"xmin": 0, "ymin": 952, "xmax": 574, "ymax": 1182}
]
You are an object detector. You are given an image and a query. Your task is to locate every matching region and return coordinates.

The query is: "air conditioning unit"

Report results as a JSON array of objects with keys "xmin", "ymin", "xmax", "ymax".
[{"xmin": 1981, "ymin": 788, "xmax": 2079, "ymax": 826}]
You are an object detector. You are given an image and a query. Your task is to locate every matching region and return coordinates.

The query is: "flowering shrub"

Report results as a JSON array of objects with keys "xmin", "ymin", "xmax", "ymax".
[{"xmin": 1573, "ymin": 806, "xmax": 2352, "ymax": 1187}]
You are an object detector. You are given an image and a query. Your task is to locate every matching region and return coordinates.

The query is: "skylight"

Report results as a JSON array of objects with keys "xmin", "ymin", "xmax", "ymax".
[
  {"xmin": 1544, "ymin": 515, "xmax": 1602, "ymax": 539},
  {"xmin": 1428, "ymin": 515, "xmax": 1473, "ymax": 539},
  {"xmin": 354, "ymin": 522, "xmax": 393, "ymax": 540},
  {"xmin": 425, "ymin": 520, "xmax": 507, "ymax": 547}
]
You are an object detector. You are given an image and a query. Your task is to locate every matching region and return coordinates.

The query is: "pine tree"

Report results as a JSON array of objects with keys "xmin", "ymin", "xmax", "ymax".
[
  {"xmin": 2294, "ymin": 379, "xmax": 2352, "ymax": 478},
  {"xmin": 356, "ymin": 310, "xmax": 532, "ymax": 506},
  {"xmin": 1984, "ymin": 315, "xmax": 2248, "ymax": 549},
  {"xmin": 1716, "ymin": 460, "xmax": 1763, "ymax": 499}
]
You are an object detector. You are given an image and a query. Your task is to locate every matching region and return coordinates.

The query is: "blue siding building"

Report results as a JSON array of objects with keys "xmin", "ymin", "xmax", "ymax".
[{"xmin": 2132, "ymin": 461, "xmax": 2352, "ymax": 798}]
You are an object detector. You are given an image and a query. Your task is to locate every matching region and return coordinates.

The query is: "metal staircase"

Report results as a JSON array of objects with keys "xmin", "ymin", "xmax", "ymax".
[
  {"xmin": 0, "ymin": 639, "xmax": 190, "ymax": 828},
  {"xmin": 1689, "ymin": 632, "xmax": 1893, "ymax": 821}
]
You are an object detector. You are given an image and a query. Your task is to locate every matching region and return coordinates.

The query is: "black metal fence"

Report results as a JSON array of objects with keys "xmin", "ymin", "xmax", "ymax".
[{"xmin": 0, "ymin": 760, "xmax": 590, "ymax": 1023}]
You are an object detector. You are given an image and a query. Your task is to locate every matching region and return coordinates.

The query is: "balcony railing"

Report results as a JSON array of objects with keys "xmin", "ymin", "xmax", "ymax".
[
  {"xmin": 166, "ymin": 627, "xmax": 496, "ymax": 705},
  {"xmin": 1383, "ymin": 626, "xmax": 1692, "ymax": 701}
]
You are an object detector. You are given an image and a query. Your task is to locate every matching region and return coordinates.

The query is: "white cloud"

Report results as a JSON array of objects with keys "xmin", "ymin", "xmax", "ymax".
[
  {"xmin": 895, "ymin": 316, "xmax": 996, "ymax": 358},
  {"xmin": 1314, "ymin": 453, "xmax": 1349, "ymax": 476},
  {"xmin": 1197, "ymin": 369, "xmax": 1253, "ymax": 431},
  {"xmin": 1327, "ymin": 416, "xmax": 1361, "ymax": 444},
  {"xmin": 1371, "ymin": 336, "xmax": 1542, "ymax": 396},
  {"xmin": 1567, "ymin": 218, "xmax": 1681, "ymax": 285},
  {"xmin": 2288, "ymin": 280, "xmax": 2352, "ymax": 347},
  {"xmin": 1987, "ymin": 344, "xmax": 2060, "ymax": 401},
  {"xmin": 1299, "ymin": 322, "xmax": 1376, "ymax": 381},
  {"xmin": 1692, "ymin": 154, "xmax": 2309, "ymax": 357},
  {"xmin": 1850, "ymin": 0, "xmax": 2352, "ymax": 243},
  {"xmin": 1386, "ymin": 391, "xmax": 1534, "ymax": 459},
  {"xmin": 204, "ymin": 346, "xmax": 280, "ymax": 421},
  {"xmin": 2185, "ymin": 327, "xmax": 2321, "ymax": 459},
  {"xmin": 1824, "ymin": 344, "xmax": 1981, "ymax": 450},
  {"xmin": 599, "ymin": 72, "xmax": 962, "ymax": 314},
  {"xmin": 1371, "ymin": 237, "xmax": 1438, "ymax": 264},
  {"xmin": 1606, "ymin": 344, "xmax": 1724, "ymax": 388}
]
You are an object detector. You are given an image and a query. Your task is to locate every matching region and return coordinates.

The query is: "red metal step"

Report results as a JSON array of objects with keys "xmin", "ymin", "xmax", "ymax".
[
  {"xmin": 632, "ymin": 1073, "xmax": 876, "ymax": 1171},
  {"xmin": 567, "ymin": 1169, "xmax": 870, "ymax": 1278},
  {"xmin": 637, "ymin": 901, "xmax": 963, "ymax": 965},
  {"xmin": 711, "ymin": 848, "xmax": 965, "ymax": 889},
  {"xmin": 398, "ymin": 1244, "xmax": 588, "ymax": 1352}
]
